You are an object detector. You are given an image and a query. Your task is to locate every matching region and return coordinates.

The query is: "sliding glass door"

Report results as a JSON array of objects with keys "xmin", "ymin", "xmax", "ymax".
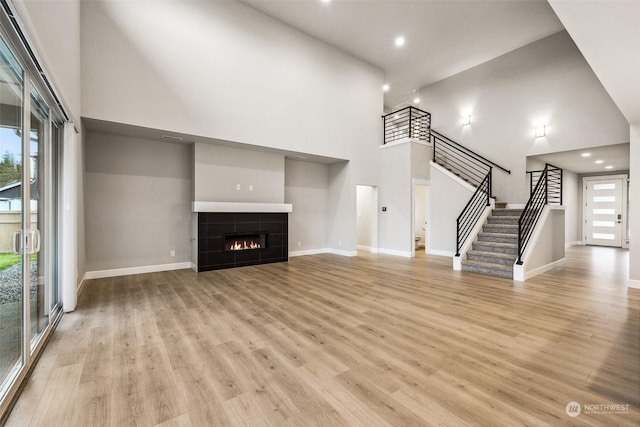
[
  {"xmin": 0, "ymin": 30, "xmax": 61, "ymax": 411},
  {"xmin": 0, "ymin": 33, "xmax": 25, "ymax": 399}
]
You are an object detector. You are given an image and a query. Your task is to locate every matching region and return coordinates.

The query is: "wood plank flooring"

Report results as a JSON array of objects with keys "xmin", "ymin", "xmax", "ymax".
[{"xmin": 5, "ymin": 246, "xmax": 639, "ymax": 426}]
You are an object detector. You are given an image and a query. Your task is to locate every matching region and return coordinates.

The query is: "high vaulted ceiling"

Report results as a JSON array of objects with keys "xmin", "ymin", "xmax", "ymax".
[{"xmin": 241, "ymin": 0, "xmax": 565, "ymax": 110}]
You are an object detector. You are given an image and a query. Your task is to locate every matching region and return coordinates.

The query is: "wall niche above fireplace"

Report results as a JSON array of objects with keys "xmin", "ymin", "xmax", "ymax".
[{"xmin": 196, "ymin": 212, "xmax": 288, "ymax": 272}]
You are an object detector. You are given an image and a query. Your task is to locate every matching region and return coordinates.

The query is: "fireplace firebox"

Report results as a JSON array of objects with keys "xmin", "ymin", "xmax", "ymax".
[{"xmin": 224, "ymin": 233, "xmax": 267, "ymax": 252}]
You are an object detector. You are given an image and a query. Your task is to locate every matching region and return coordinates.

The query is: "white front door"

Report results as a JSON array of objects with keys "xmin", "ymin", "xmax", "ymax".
[{"xmin": 584, "ymin": 178, "xmax": 624, "ymax": 247}]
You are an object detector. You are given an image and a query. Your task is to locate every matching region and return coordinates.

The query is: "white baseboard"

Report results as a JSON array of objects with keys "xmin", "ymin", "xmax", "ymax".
[
  {"xmin": 357, "ymin": 245, "xmax": 380, "ymax": 253},
  {"xmin": 289, "ymin": 248, "xmax": 329, "ymax": 257},
  {"xmin": 84, "ymin": 262, "xmax": 192, "ymax": 280},
  {"xmin": 428, "ymin": 249, "xmax": 455, "ymax": 257},
  {"xmin": 453, "ymin": 256, "xmax": 462, "ymax": 271},
  {"xmin": 326, "ymin": 249, "xmax": 358, "ymax": 257},
  {"xmin": 377, "ymin": 248, "xmax": 412, "ymax": 258},
  {"xmin": 190, "ymin": 262, "xmax": 197, "ymax": 272},
  {"xmin": 565, "ymin": 241, "xmax": 583, "ymax": 249},
  {"xmin": 628, "ymin": 279, "xmax": 640, "ymax": 289},
  {"xmin": 75, "ymin": 272, "xmax": 88, "ymax": 301},
  {"xmin": 514, "ymin": 258, "xmax": 566, "ymax": 282}
]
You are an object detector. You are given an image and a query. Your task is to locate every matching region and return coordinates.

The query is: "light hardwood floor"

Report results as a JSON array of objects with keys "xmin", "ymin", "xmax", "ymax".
[{"xmin": 5, "ymin": 246, "xmax": 639, "ymax": 426}]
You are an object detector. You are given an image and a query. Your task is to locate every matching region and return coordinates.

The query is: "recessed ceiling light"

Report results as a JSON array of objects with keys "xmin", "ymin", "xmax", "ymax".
[
  {"xmin": 413, "ymin": 97, "xmax": 420, "ymax": 104},
  {"xmin": 320, "ymin": 0, "xmax": 331, "ymax": 3},
  {"xmin": 395, "ymin": 36, "xmax": 405, "ymax": 47},
  {"xmin": 382, "ymin": 84, "xmax": 390, "ymax": 92},
  {"xmin": 605, "ymin": 165, "xmax": 613, "ymax": 169},
  {"xmin": 595, "ymin": 160, "xmax": 604, "ymax": 164},
  {"xmin": 581, "ymin": 152, "xmax": 591, "ymax": 157}
]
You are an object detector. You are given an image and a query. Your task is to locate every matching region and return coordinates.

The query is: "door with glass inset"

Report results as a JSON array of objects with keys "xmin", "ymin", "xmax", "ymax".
[
  {"xmin": 0, "ymin": 33, "xmax": 25, "ymax": 399},
  {"xmin": 584, "ymin": 177, "xmax": 624, "ymax": 247}
]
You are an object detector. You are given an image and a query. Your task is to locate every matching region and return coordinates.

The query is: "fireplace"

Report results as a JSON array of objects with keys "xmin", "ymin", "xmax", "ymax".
[
  {"xmin": 195, "ymin": 212, "xmax": 288, "ymax": 271},
  {"xmin": 224, "ymin": 233, "xmax": 267, "ymax": 252}
]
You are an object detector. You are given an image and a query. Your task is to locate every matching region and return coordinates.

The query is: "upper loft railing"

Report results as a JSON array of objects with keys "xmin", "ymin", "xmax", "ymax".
[
  {"xmin": 517, "ymin": 163, "xmax": 563, "ymax": 264},
  {"xmin": 382, "ymin": 106, "xmax": 431, "ymax": 145}
]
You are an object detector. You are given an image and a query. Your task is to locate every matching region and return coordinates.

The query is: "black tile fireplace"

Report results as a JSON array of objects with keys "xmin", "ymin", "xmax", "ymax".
[{"xmin": 196, "ymin": 212, "xmax": 288, "ymax": 271}]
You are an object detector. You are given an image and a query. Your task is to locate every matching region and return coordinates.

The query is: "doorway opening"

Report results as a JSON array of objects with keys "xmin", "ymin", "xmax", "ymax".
[
  {"xmin": 356, "ymin": 185, "xmax": 378, "ymax": 253},
  {"xmin": 412, "ymin": 181, "xmax": 429, "ymax": 257}
]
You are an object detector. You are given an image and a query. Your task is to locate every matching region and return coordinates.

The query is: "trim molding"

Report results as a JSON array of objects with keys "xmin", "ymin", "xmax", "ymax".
[
  {"xmin": 628, "ymin": 279, "xmax": 640, "ymax": 289},
  {"xmin": 192, "ymin": 201, "xmax": 293, "ymax": 213},
  {"xmin": 85, "ymin": 262, "xmax": 192, "ymax": 280},
  {"xmin": 428, "ymin": 249, "xmax": 455, "ymax": 257},
  {"xmin": 565, "ymin": 241, "xmax": 583, "ymax": 249},
  {"xmin": 377, "ymin": 248, "xmax": 412, "ymax": 258},
  {"xmin": 514, "ymin": 258, "xmax": 566, "ymax": 282},
  {"xmin": 289, "ymin": 248, "xmax": 329, "ymax": 257},
  {"xmin": 327, "ymin": 249, "xmax": 358, "ymax": 257},
  {"xmin": 379, "ymin": 138, "xmax": 431, "ymax": 149}
]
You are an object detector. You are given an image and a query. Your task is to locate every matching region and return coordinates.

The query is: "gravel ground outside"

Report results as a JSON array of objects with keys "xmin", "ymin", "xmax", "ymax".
[{"xmin": 0, "ymin": 261, "xmax": 37, "ymax": 305}]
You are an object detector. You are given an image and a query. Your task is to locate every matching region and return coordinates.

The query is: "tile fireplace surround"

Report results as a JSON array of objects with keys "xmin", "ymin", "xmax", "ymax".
[{"xmin": 195, "ymin": 212, "xmax": 289, "ymax": 272}]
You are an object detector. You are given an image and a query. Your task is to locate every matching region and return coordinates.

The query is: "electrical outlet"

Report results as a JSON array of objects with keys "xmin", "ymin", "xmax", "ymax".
[
  {"xmin": 297, "ymin": 241, "xmax": 301, "ymax": 247},
  {"xmin": 236, "ymin": 184, "xmax": 241, "ymax": 190},
  {"xmin": 249, "ymin": 185, "xmax": 254, "ymax": 191},
  {"xmin": 338, "ymin": 240, "xmax": 342, "ymax": 246},
  {"xmin": 170, "ymin": 249, "xmax": 175, "ymax": 257}
]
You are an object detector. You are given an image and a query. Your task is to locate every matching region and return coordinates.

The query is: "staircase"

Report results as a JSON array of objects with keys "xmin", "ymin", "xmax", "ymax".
[{"xmin": 461, "ymin": 208, "xmax": 522, "ymax": 279}]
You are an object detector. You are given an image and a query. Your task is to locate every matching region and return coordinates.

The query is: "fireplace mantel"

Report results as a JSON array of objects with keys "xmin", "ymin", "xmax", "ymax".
[{"xmin": 192, "ymin": 201, "xmax": 293, "ymax": 213}]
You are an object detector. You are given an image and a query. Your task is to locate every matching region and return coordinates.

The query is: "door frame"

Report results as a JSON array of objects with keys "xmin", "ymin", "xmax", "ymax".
[{"xmin": 582, "ymin": 174, "xmax": 629, "ymax": 248}]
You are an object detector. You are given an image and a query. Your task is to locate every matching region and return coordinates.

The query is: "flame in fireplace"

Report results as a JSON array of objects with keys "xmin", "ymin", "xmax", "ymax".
[{"xmin": 229, "ymin": 240, "xmax": 262, "ymax": 251}]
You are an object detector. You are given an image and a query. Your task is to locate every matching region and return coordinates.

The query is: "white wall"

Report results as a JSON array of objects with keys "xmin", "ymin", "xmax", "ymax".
[
  {"xmin": 418, "ymin": 31, "xmax": 629, "ymax": 204},
  {"xmin": 430, "ymin": 164, "xmax": 475, "ymax": 256},
  {"xmin": 81, "ymin": 0, "xmax": 382, "ymax": 168},
  {"xmin": 563, "ymin": 170, "xmax": 580, "ymax": 245},
  {"xmin": 285, "ymin": 159, "xmax": 329, "ymax": 253},
  {"xmin": 13, "ymin": 0, "xmax": 81, "ymax": 124},
  {"xmin": 378, "ymin": 143, "xmax": 412, "ymax": 255},
  {"xmin": 515, "ymin": 207, "xmax": 565, "ymax": 281},
  {"xmin": 326, "ymin": 162, "xmax": 355, "ymax": 255},
  {"xmin": 84, "ymin": 132, "xmax": 192, "ymax": 271},
  {"xmin": 630, "ymin": 125, "xmax": 640, "ymax": 284},
  {"xmin": 193, "ymin": 143, "xmax": 285, "ymax": 203}
]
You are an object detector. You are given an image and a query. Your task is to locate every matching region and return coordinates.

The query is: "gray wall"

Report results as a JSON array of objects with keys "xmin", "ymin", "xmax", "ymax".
[
  {"xmin": 194, "ymin": 143, "xmax": 285, "ymax": 203},
  {"xmin": 285, "ymin": 159, "xmax": 329, "ymax": 252},
  {"xmin": 84, "ymin": 132, "xmax": 192, "ymax": 271},
  {"xmin": 419, "ymin": 31, "xmax": 629, "ymax": 204}
]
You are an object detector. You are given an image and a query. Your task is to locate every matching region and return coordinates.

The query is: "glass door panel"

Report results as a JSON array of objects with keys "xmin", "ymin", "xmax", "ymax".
[
  {"xmin": 29, "ymin": 84, "xmax": 49, "ymax": 347},
  {"xmin": 0, "ymin": 35, "xmax": 24, "ymax": 398}
]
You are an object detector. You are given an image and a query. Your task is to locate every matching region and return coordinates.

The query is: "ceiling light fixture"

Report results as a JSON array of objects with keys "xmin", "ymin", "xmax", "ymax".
[
  {"xmin": 382, "ymin": 84, "xmax": 390, "ymax": 92},
  {"xmin": 320, "ymin": 0, "xmax": 331, "ymax": 3},
  {"xmin": 581, "ymin": 152, "xmax": 591, "ymax": 157},
  {"xmin": 413, "ymin": 97, "xmax": 420, "ymax": 104},
  {"xmin": 595, "ymin": 160, "xmax": 604, "ymax": 164},
  {"xmin": 605, "ymin": 165, "xmax": 613, "ymax": 169},
  {"xmin": 534, "ymin": 125, "xmax": 545, "ymax": 138},
  {"xmin": 395, "ymin": 36, "xmax": 405, "ymax": 47}
]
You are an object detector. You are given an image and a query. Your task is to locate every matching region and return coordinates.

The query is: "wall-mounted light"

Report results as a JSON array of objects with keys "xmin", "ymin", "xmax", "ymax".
[
  {"xmin": 535, "ymin": 125, "xmax": 546, "ymax": 138},
  {"xmin": 382, "ymin": 84, "xmax": 390, "ymax": 92},
  {"xmin": 462, "ymin": 115, "xmax": 471, "ymax": 126}
]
